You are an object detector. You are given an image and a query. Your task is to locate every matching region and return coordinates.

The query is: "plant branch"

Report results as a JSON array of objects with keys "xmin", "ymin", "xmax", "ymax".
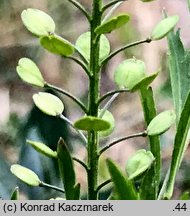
[
  {"xmin": 59, "ymin": 114, "xmax": 87, "ymax": 144},
  {"xmin": 99, "ymin": 131, "xmax": 147, "ymax": 156},
  {"xmin": 102, "ymin": 0, "xmax": 126, "ymax": 12},
  {"xmin": 99, "ymin": 93, "xmax": 119, "ymax": 118},
  {"xmin": 68, "ymin": 0, "xmax": 91, "ymax": 21},
  {"xmin": 96, "ymin": 179, "xmax": 112, "ymax": 192},
  {"xmin": 73, "ymin": 157, "xmax": 88, "ymax": 172},
  {"xmin": 102, "ymin": 2, "xmax": 123, "ymax": 22},
  {"xmin": 98, "ymin": 89, "xmax": 129, "ymax": 105},
  {"xmin": 101, "ymin": 38, "xmax": 152, "ymax": 66},
  {"xmin": 39, "ymin": 181, "xmax": 65, "ymax": 193},
  {"xmin": 45, "ymin": 83, "xmax": 87, "ymax": 113},
  {"xmin": 68, "ymin": 56, "xmax": 91, "ymax": 77}
]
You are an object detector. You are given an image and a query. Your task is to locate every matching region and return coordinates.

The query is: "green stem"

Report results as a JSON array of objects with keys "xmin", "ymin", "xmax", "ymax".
[
  {"xmin": 39, "ymin": 181, "xmax": 65, "ymax": 194},
  {"xmin": 87, "ymin": 0, "xmax": 102, "ymax": 200},
  {"xmin": 68, "ymin": 0, "xmax": 91, "ymax": 22},
  {"xmin": 102, "ymin": 0, "xmax": 126, "ymax": 12},
  {"xmin": 96, "ymin": 179, "xmax": 112, "ymax": 193},
  {"xmin": 99, "ymin": 131, "xmax": 147, "ymax": 156},
  {"xmin": 101, "ymin": 38, "xmax": 152, "ymax": 66},
  {"xmin": 45, "ymin": 83, "xmax": 87, "ymax": 113},
  {"xmin": 73, "ymin": 157, "xmax": 88, "ymax": 172},
  {"xmin": 68, "ymin": 56, "xmax": 91, "ymax": 77},
  {"xmin": 98, "ymin": 89, "xmax": 129, "ymax": 105}
]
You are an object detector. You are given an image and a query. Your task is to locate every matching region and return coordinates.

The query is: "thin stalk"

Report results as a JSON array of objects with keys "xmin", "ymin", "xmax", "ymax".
[
  {"xmin": 68, "ymin": 0, "xmax": 91, "ymax": 22},
  {"xmin": 45, "ymin": 83, "xmax": 87, "ymax": 113},
  {"xmin": 101, "ymin": 38, "xmax": 152, "ymax": 66},
  {"xmin": 73, "ymin": 157, "xmax": 88, "ymax": 172},
  {"xmin": 74, "ymin": 46, "xmax": 89, "ymax": 65},
  {"xmin": 102, "ymin": 2, "xmax": 123, "ymax": 23},
  {"xmin": 99, "ymin": 131, "xmax": 147, "ymax": 156},
  {"xmin": 39, "ymin": 181, "xmax": 65, "ymax": 194},
  {"xmin": 59, "ymin": 114, "xmax": 87, "ymax": 144},
  {"xmin": 68, "ymin": 56, "xmax": 91, "ymax": 77},
  {"xmin": 98, "ymin": 89, "xmax": 129, "ymax": 105},
  {"xmin": 102, "ymin": 0, "xmax": 126, "ymax": 12},
  {"xmin": 87, "ymin": 0, "xmax": 102, "ymax": 200},
  {"xmin": 96, "ymin": 179, "xmax": 112, "ymax": 193},
  {"xmin": 99, "ymin": 93, "xmax": 119, "ymax": 118}
]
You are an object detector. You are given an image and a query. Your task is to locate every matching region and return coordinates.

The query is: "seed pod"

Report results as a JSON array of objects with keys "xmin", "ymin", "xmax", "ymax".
[
  {"xmin": 21, "ymin": 8, "xmax": 55, "ymax": 36},
  {"xmin": 16, "ymin": 58, "xmax": 45, "ymax": 87}
]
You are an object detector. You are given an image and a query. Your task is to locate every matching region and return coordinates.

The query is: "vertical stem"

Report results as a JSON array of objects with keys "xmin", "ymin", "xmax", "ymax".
[{"xmin": 87, "ymin": 0, "xmax": 102, "ymax": 200}]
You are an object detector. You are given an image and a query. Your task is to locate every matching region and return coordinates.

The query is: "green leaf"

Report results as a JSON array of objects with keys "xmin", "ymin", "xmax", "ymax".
[
  {"xmin": 179, "ymin": 191, "xmax": 190, "ymax": 200},
  {"xmin": 10, "ymin": 164, "xmax": 41, "ymax": 186},
  {"xmin": 74, "ymin": 116, "xmax": 111, "ymax": 131},
  {"xmin": 164, "ymin": 91, "xmax": 190, "ymax": 199},
  {"xmin": 131, "ymin": 71, "xmax": 159, "ymax": 92},
  {"xmin": 72, "ymin": 183, "xmax": 81, "ymax": 200},
  {"xmin": 140, "ymin": 87, "xmax": 161, "ymax": 197},
  {"xmin": 151, "ymin": 16, "xmax": 179, "ymax": 40},
  {"xmin": 57, "ymin": 138, "xmax": 78, "ymax": 200},
  {"xmin": 147, "ymin": 110, "xmax": 176, "ymax": 136},
  {"xmin": 167, "ymin": 29, "xmax": 190, "ymax": 123},
  {"xmin": 126, "ymin": 149, "xmax": 155, "ymax": 180},
  {"xmin": 188, "ymin": 0, "xmax": 190, "ymax": 12},
  {"xmin": 139, "ymin": 165, "xmax": 157, "ymax": 200},
  {"xmin": 114, "ymin": 58, "xmax": 146, "ymax": 90},
  {"xmin": 16, "ymin": 58, "xmax": 45, "ymax": 87},
  {"xmin": 27, "ymin": 140, "xmax": 57, "ymax": 158},
  {"xmin": 40, "ymin": 35, "xmax": 74, "ymax": 57},
  {"xmin": 21, "ymin": 8, "xmax": 55, "ymax": 36},
  {"xmin": 106, "ymin": 159, "xmax": 138, "ymax": 200},
  {"xmin": 95, "ymin": 14, "xmax": 130, "ymax": 35},
  {"xmin": 99, "ymin": 110, "xmax": 115, "ymax": 137},
  {"xmin": 33, "ymin": 92, "xmax": 64, "ymax": 116},
  {"xmin": 11, "ymin": 187, "xmax": 19, "ymax": 200},
  {"xmin": 75, "ymin": 32, "xmax": 110, "ymax": 62}
]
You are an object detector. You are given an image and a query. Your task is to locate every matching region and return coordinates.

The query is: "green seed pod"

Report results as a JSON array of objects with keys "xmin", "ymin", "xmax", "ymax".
[
  {"xmin": 27, "ymin": 140, "xmax": 57, "ymax": 158},
  {"xmin": 16, "ymin": 58, "xmax": 45, "ymax": 87},
  {"xmin": 75, "ymin": 32, "xmax": 110, "ymax": 62},
  {"xmin": 10, "ymin": 164, "xmax": 41, "ymax": 186},
  {"xmin": 40, "ymin": 35, "xmax": 74, "ymax": 57},
  {"xmin": 114, "ymin": 58, "xmax": 146, "ymax": 90},
  {"xmin": 33, "ymin": 92, "xmax": 64, "ymax": 116},
  {"xmin": 147, "ymin": 110, "xmax": 176, "ymax": 136},
  {"xmin": 21, "ymin": 8, "xmax": 55, "ymax": 36},
  {"xmin": 99, "ymin": 110, "xmax": 115, "ymax": 137},
  {"xmin": 126, "ymin": 149, "xmax": 155, "ymax": 180},
  {"xmin": 74, "ymin": 116, "xmax": 111, "ymax": 131},
  {"xmin": 151, "ymin": 16, "xmax": 179, "ymax": 40}
]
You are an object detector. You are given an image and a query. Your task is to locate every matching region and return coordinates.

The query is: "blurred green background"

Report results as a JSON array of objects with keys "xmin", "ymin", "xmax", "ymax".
[{"xmin": 0, "ymin": 0, "xmax": 189, "ymax": 199}]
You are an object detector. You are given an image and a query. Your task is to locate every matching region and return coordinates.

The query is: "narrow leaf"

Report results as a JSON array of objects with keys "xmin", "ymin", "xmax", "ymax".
[
  {"xmin": 11, "ymin": 187, "xmax": 19, "ymax": 200},
  {"xmin": 95, "ymin": 14, "xmax": 130, "ymax": 35},
  {"xmin": 74, "ymin": 116, "xmax": 111, "ymax": 131},
  {"xmin": 10, "ymin": 164, "xmax": 41, "ymax": 186},
  {"xmin": 27, "ymin": 140, "xmax": 57, "ymax": 158},
  {"xmin": 106, "ymin": 159, "xmax": 138, "ymax": 200},
  {"xmin": 139, "ymin": 165, "xmax": 157, "ymax": 200},
  {"xmin": 140, "ymin": 87, "xmax": 161, "ymax": 197},
  {"xmin": 167, "ymin": 29, "xmax": 190, "ymax": 123},
  {"xmin": 131, "ymin": 71, "xmax": 159, "ymax": 92},
  {"xmin": 164, "ymin": 91, "xmax": 190, "ymax": 199},
  {"xmin": 180, "ymin": 191, "xmax": 190, "ymax": 200},
  {"xmin": 40, "ymin": 35, "xmax": 74, "ymax": 57},
  {"xmin": 57, "ymin": 138, "xmax": 77, "ymax": 200}
]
